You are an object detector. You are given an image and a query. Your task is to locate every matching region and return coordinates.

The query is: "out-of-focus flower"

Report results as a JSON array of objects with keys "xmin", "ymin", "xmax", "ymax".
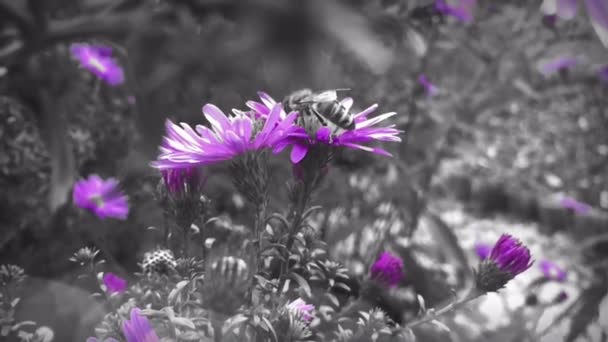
[
  {"xmin": 69, "ymin": 247, "xmax": 101, "ymax": 266},
  {"xmin": 103, "ymin": 272, "xmax": 127, "ymax": 294},
  {"xmin": 0, "ymin": 264, "xmax": 26, "ymax": 286},
  {"xmin": 474, "ymin": 242, "xmax": 492, "ymax": 260},
  {"xmin": 370, "ymin": 251, "xmax": 404, "ymax": 288},
  {"xmin": 475, "ymin": 234, "xmax": 533, "ymax": 293},
  {"xmin": 152, "ymin": 102, "xmax": 298, "ymax": 169},
  {"xmin": 249, "ymin": 92, "xmax": 402, "ymax": 164},
  {"xmin": 287, "ymin": 298, "xmax": 315, "ymax": 322},
  {"xmin": 73, "ymin": 175, "xmax": 129, "ymax": 220},
  {"xmin": 599, "ymin": 65, "xmax": 608, "ymax": 82},
  {"xmin": 538, "ymin": 56, "xmax": 579, "ymax": 75},
  {"xmin": 435, "ymin": 0, "xmax": 477, "ymax": 23},
  {"xmin": 559, "ymin": 196, "xmax": 592, "ymax": 214},
  {"xmin": 539, "ymin": 260, "xmax": 567, "ymax": 282},
  {"xmin": 541, "ymin": 0, "xmax": 608, "ymax": 46},
  {"xmin": 122, "ymin": 308, "xmax": 160, "ymax": 342},
  {"xmin": 70, "ymin": 43, "xmax": 124, "ymax": 86},
  {"xmin": 161, "ymin": 167, "xmax": 206, "ymax": 195},
  {"xmin": 418, "ymin": 74, "xmax": 440, "ymax": 97}
]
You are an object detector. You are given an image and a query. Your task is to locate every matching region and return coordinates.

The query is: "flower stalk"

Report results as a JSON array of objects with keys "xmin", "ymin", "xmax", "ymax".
[{"xmin": 405, "ymin": 287, "xmax": 484, "ymax": 329}]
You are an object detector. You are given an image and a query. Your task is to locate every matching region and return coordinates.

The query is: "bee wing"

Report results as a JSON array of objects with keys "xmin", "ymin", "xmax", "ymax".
[{"xmin": 311, "ymin": 90, "xmax": 338, "ymax": 102}]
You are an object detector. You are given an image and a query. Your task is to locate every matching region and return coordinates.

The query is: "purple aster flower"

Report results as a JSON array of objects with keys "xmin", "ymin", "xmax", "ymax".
[
  {"xmin": 599, "ymin": 65, "xmax": 608, "ymax": 82},
  {"xmin": 287, "ymin": 298, "xmax": 315, "ymax": 322},
  {"xmin": 418, "ymin": 74, "xmax": 440, "ymax": 97},
  {"xmin": 161, "ymin": 166, "xmax": 206, "ymax": 195},
  {"xmin": 435, "ymin": 0, "xmax": 476, "ymax": 23},
  {"xmin": 87, "ymin": 338, "xmax": 119, "ymax": 342},
  {"xmin": 122, "ymin": 308, "xmax": 160, "ymax": 342},
  {"xmin": 103, "ymin": 272, "xmax": 127, "ymax": 294},
  {"xmin": 539, "ymin": 260, "xmax": 567, "ymax": 282},
  {"xmin": 475, "ymin": 234, "xmax": 533, "ymax": 293},
  {"xmin": 370, "ymin": 251, "xmax": 404, "ymax": 288},
  {"xmin": 70, "ymin": 43, "xmax": 124, "ymax": 86},
  {"xmin": 248, "ymin": 92, "xmax": 402, "ymax": 164},
  {"xmin": 152, "ymin": 102, "xmax": 298, "ymax": 169},
  {"xmin": 559, "ymin": 196, "xmax": 592, "ymax": 214},
  {"xmin": 73, "ymin": 175, "xmax": 129, "ymax": 220},
  {"xmin": 474, "ymin": 242, "xmax": 492, "ymax": 260},
  {"xmin": 538, "ymin": 56, "xmax": 579, "ymax": 75}
]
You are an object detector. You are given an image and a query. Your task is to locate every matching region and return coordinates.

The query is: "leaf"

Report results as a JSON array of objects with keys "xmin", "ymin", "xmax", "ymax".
[
  {"xmin": 223, "ymin": 314, "xmax": 249, "ymax": 336},
  {"xmin": 430, "ymin": 319, "xmax": 451, "ymax": 333},
  {"xmin": 324, "ymin": 292, "xmax": 340, "ymax": 307},
  {"xmin": 168, "ymin": 280, "xmax": 190, "ymax": 305},
  {"xmin": 289, "ymin": 273, "xmax": 312, "ymax": 298},
  {"xmin": 417, "ymin": 295, "xmax": 426, "ymax": 313},
  {"xmin": 407, "ymin": 27, "xmax": 428, "ymax": 57},
  {"xmin": 171, "ymin": 317, "xmax": 196, "ymax": 330},
  {"xmin": 34, "ymin": 326, "xmax": 54, "ymax": 342},
  {"xmin": 565, "ymin": 273, "xmax": 608, "ymax": 342},
  {"xmin": 261, "ymin": 316, "xmax": 278, "ymax": 342}
]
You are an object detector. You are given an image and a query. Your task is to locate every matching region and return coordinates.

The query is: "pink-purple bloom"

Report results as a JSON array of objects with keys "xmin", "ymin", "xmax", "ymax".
[
  {"xmin": 538, "ymin": 56, "xmax": 579, "ymax": 75},
  {"xmin": 435, "ymin": 0, "xmax": 476, "ymax": 23},
  {"xmin": 370, "ymin": 251, "xmax": 404, "ymax": 288},
  {"xmin": 489, "ymin": 234, "xmax": 533, "ymax": 276},
  {"xmin": 475, "ymin": 242, "xmax": 492, "ymax": 260},
  {"xmin": 73, "ymin": 175, "xmax": 129, "ymax": 220},
  {"xmin": 560, "ymin": 196, "xmax": 591, "ymax": 214},
  {"xmin": 70, "ymin": 43, "xmax": 124, "ymax": 86},
  {"xmin": 122, "ymin": 308, "xmax": 160, "ymax": 342},
  {"xmin": 539, "ymin": 260, "xmax": 567, "ymax": 282},
  {"xmin": 287, "ymin": 298, "xmax": 315, "ymax": 322},
  {"xmin": 247, "ymin": 92, "xmax": 402, "ymax": 164},
  {"xmin": 152, "ymin": 102, "xmax": 298, "ymax": 169},
  {"xmin": 418, "ymin": 74, "xmax": 440, "ymax": 97},
  {"xmin": 103, "ymin": 272, "xmax": 127, "ymax": 294}
]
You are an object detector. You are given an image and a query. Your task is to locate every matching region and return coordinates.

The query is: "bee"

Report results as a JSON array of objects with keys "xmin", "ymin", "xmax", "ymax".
[{"xmin": 283, "ymin": 88, "xmax": 356, "ymax": 130}]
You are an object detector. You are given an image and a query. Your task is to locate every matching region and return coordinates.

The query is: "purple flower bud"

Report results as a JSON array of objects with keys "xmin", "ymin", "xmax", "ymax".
[
  {"xmin": 103, "ymin": 272, "xmax": 127, "ymax": 294},
  {"xmin": 474, "ymin": 242, "xmax": 492, "ymax": 260},
  {"xmin": 370, "ymin": 251, "xmax": 404, "ymax": 288},
  {"xmin": 287, "ymin": 298, "xmax": 315, "ymax": 322},
  {"xmin": 418, "ymin": 74, "xmax": 440, "ymax": 97},
  {"xmin": 475, "ymin": 234, "xmax": 533, "ymax": 293},
  {"xmin": 539, "ymin": 260, "xmax": 567, "ymax": 282},
  {"xmin": 539, "ymin": 56, "xmax": 579, "ymax": 75}
]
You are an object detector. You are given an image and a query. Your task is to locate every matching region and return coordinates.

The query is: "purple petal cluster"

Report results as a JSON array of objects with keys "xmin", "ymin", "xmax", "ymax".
[
  {"xmin": 559, "ymin": 196, "xmax": 591, "ymax": 214},
  {"xmin": 248, "ymin": 92, "xmax": 402, "ymax": 164},
  {"xmin": 122, "ymin": 308, "xmax": 160, "ymax": 342},
  {"xmin": 418, "ymin": 74, "xmax": 440, "ymax": 97},
  {"xmin": 287, "ymin": 298, "xmax": 315, "ymax": 322},
  {"xmin": 435, "ymin": 0, "xmax": 476, "ymax": 23},
  {"xmin": 73, "ymin": 175, "xmax": 129, "ymax": 220},
  {"xmin": 70, "ymin": 43, "xmax": 124, "ymax": 86},
  {"xmin": 161, "ymin": 166, "xmax": 206, "ymax": 195},
  {"xmin": 370, "ymin": 251, "xmax": 404, "ymax": 288},
  {"xmin": 539, "ymin": 260, "xmax": 567, "ymax": 282},
  {"xmin": 103, "ymin": 272, "xmax": 127, "ymax": 294},
  {"xmin": 539, "ymin": 56, "xmax": 578, "ymax": 75},
  {"xmin": 489, "ymin": 234, "xmax": 533, "ymax": 276},
  {"xmin": 152, "ymin": 103, "xmax": 298, "ymax": 169},
  {"xmin": 474, "ymin": 242, "xmax": 492, "ymax": 260}
]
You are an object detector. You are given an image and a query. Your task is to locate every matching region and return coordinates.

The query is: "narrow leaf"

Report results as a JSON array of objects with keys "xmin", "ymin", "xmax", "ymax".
[{"xmin": 290, "ymin": 273, "xmax": 312, "ymax": 298}]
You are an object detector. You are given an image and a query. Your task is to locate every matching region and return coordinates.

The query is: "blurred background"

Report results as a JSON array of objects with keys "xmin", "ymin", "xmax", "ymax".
[{"xmin": 1, "ymin": 0, "xmax": 608, "ymax": 341}]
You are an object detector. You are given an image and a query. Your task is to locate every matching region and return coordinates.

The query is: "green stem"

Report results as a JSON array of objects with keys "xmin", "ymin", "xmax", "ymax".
[{"xmin": 405, "ymin": 288, "xmax": 483, "ymax": 329}]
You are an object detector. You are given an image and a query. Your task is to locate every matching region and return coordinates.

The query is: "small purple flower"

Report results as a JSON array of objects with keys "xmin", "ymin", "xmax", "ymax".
[
  {"xmin": 539, "ymin": 260, "xmax": 567, "ymax": 282},
  {"xmin": 418, "ymin": 74, "xmax": 440, "ymax": 97},
  {"xmin": 435, "ymin": 0, "xmax": 476, "ymax": 23},
  {"xmin": 474, "ymin": 242, "xmax": 492, "ymax": 260},
  {"xmin": 103, "ymin": 272, "xmax": 127, "ymax": 294},
  {"xmin": 161, "ymin": 166, "xmax": 206, "ymax": 195},
  {"xmin": 475, "ymin": 234, "xmax": 533, "ymax": 292},
  {"xmin": 152, "ymin": 102, "xmax": 298, "ymax": 169},
  {"xmin": 87, "ymin": 338, "xmax": 119, "ymax": 342},
  {"xmin": 122, "ymin": 308, "xmax": 160, "ymax": 342},
  {"xmin": 538, "ymin": 56, "xmax": 579, "ymax": 75},
  {"xmin": 287, "ymin": 298, "xmax": 315, "ymax": 322},
  {"xmin": 248, "ymin": 92, "xmax": 402, "ymax": 164},
  {"xmin": 370, "ymin": 251, "xmax": 404, "ymax": 288},
  {"xmin": 73, "ymin": 175, "xmax": 129, "ymax": 220},
  {"xmin": 560, "ymin": 196, "xmax": 592, "ymax": 214},
  {"xmin": 70, "ymin": 43, "xmax": 124, "ymax": 86}
]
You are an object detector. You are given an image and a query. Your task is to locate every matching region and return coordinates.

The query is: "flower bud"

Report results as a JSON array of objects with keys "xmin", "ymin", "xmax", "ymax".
[
  {"xmin": 474, "ymin": 234, "xmax": 533, "ymax": 293},
  {"xmin": 369, "ymin": 251, "xmax": 404, "ymax": 288}
]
